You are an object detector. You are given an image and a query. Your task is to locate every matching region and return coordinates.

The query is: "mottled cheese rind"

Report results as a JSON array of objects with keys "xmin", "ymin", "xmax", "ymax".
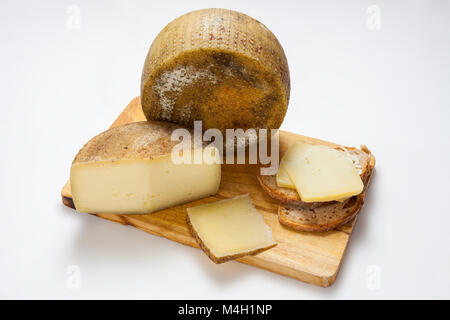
[
  {"xmin": 73, "ymin": 121, "xmax": 184, "ymax": 163},
  {"xmin": 141, "ymin": 8, "xmax": 290, "ymax": 135}
]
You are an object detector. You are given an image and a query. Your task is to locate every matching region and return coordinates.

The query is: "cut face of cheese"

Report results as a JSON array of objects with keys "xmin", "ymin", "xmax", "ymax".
[
  {"xmin": 141, "ymin": 8, "xmax": 290, "ymax": 135},
  {"xmin": 283, "ymin": 144, "xmax": 364, "ymax": 202},
  {"xmin": 70, "ymin": 121, "xmax": 221, "ymax": 214},
  {"xmin": 187, "ymin": 195, "xmax": 276, "ymax": 263}
]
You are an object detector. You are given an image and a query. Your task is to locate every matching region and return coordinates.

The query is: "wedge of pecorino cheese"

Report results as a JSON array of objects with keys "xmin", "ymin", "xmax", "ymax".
[{"xmin": 70, "ymin": 121, "xmax": 221, "ymax": 214}]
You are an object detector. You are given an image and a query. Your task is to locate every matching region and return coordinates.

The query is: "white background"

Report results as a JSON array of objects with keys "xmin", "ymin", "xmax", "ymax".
[{"xmin": 1, "ymin": 0, "xmax": 449, "ymax": 299}]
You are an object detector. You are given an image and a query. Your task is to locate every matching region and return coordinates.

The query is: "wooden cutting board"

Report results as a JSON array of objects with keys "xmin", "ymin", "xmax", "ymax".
[{"xmin": 61, "ymin": 97, "xmax": 369, "ymax": 287}]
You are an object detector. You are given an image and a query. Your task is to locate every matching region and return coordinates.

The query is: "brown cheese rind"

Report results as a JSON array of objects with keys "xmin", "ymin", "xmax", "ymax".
[
  {"xmin": 141, "ymin": 8, "xmax": 290, "ymax": 135},
  {"xmin": 73, "ymin": 121, "xmax": 189, "ymax": 164},
  {"xmin": 186, "ymin": 214, "xmax": 277, "ymax": 264}
]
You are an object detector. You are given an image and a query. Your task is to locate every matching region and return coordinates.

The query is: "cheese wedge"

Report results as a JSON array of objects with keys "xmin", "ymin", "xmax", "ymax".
[
  {"xmin": 187, "ymin": 195, "xmax": 276, "ymax": 263},
  {"xmin": 283, "ymin": 144, "xmax": 364, "ymax": 202},
  {"xmin": 70, "ymin": 121, "xmax": 221, "ymax": 214},
  {"xmin": 141, "ymin": 8, "xmax": 290, "ymax": 136}
]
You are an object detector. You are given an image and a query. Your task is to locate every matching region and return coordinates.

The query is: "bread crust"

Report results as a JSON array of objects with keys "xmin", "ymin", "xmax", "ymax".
[
  {"xmin": 257, "ymin": 174, "xmax": 337, "ymax": 209},
  {"xmin": 186, "ymin": 214, "xmax": 277, "ymax": 264},
  {"xmin": 278, "ymin": 195, "xmax": 363, "ymax": 233}
]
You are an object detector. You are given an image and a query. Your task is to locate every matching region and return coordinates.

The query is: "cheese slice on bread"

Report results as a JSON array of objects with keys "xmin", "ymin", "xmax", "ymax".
[
  {"xmin": 282, "ymin": 144, "xmax": 364, "ymax": 202},
  {"xmin": 257, "ymin": 144, "xmax": 375, "ymax": 232}
]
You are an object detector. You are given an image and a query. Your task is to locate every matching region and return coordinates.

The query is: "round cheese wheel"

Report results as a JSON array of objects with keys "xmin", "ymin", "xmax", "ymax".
[{"xmin": 141, "ymin": 8, "xmax": 290, "ymax": 135}]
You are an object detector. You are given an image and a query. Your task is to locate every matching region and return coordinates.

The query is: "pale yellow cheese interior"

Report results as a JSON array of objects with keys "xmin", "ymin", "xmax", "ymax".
[
  {"xmin": 276, "ymin": 142, "xmax": 310, "ymax": 188},
  {"xmin": 187, "ymin": 195, "xmax": 276, "ymax": 258},
  {"xmin": 71, "ymin": 153, "xmax": 221, "ymax": 214},
  {"xmin": 281, "ymin": 143, "xmax": 364, "ymax": 202},
  {"xmin": 276, "ymin": 162, "xmax": 293, "ymax": 188}
]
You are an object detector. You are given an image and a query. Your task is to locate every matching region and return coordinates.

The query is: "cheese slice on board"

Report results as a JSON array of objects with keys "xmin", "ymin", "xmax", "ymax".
[
  {"xmin": 70, "ymin": 121, "xmax": 221, "ymax": 214},
  {"xmin": 187, "ymin": 195, "xmax": 276, "ymax": 263},
  {"xmin": 141, "ymin": 8, "xmax": 290, "ymax": 136},
  {"xmin": 283, "ymin": 144, "xmax": 364, "ymax": 202}
]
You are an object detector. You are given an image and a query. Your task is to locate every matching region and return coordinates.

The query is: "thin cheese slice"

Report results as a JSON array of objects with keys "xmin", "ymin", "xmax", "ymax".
[
  {"xmin": 276, "ymin": 162, "xmax": 294, "ymax": 188},
  {"xmin": 283, "ymin": 144, "xmax": 364, "ymax": 202},
  {"xmin": 187, "ymin": 195, "xmax": 276, "ymax": 263},
  {"xmin": 276, "ymin": 142, "xmax": 310, "ymax": 189}
]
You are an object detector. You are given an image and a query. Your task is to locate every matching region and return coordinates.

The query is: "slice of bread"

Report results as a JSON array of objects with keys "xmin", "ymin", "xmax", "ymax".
[
  {"xmin": 257, "ymin": 145, "xmax": 375, "ymax": 232},
  {"xmin": 278, "ymin": 193, "xmax": 364, "ymax": 233}
]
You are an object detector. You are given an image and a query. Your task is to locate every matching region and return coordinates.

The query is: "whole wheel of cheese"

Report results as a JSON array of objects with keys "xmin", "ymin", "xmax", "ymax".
[{"xmin": 141, "ymin": 8, "xmax": 290, "ymax": 135}]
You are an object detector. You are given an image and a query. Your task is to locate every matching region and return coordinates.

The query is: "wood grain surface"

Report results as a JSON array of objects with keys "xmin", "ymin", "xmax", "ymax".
[{"xmin": 61, "ymin": 97, "xmax": 368, "ymax": 287}]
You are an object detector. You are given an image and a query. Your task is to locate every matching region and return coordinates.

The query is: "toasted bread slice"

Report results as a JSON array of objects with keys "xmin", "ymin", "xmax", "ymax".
[
  {"xmin": 278, "ymin": 194, "xmax": 363, "ymax": 232},
  {"xmin": 278, "ymin": 149, "xmax": 375, "ymax": 232}
]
